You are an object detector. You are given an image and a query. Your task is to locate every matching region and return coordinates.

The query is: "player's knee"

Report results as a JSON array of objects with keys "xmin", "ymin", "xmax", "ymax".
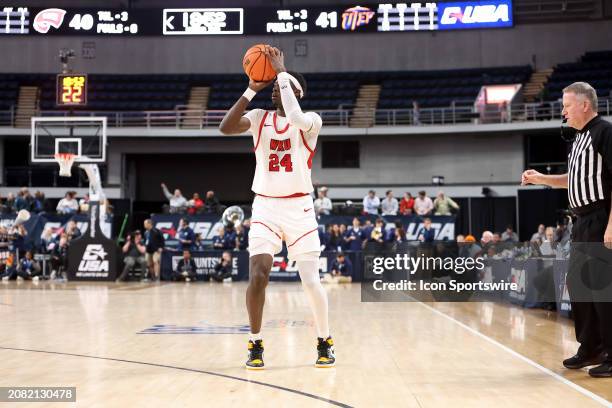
[{"xmin": 249, "ymin": 268, "xmax": 269, "ymax": 290}]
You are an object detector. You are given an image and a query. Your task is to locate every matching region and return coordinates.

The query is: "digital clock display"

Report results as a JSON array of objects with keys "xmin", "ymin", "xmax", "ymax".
[{"xmin": 56, "ymin": 74, "xmax": 87, "ymax": 106}]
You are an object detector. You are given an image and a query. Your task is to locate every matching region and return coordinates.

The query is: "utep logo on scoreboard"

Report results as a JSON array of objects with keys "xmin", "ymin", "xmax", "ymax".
[
  {"xmin": 341, "ymin": 6, "xmax": 375, "ymax": 31},
  {"xmin": 438, "ymin": 0, "xmax": 513, "ymax": 29}
]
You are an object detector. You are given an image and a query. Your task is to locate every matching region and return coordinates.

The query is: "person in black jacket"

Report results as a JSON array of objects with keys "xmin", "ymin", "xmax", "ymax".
[
  {"xmin": 144, "ymin": 219, "xmax": 165, "ymax": 281},
  {"xmin": 175, "ymin": 250, "xmax": 197, "ymax": 282},
  {"xmin": 212, "ymin": 251, "xmax": 233, "ymax": 282}
]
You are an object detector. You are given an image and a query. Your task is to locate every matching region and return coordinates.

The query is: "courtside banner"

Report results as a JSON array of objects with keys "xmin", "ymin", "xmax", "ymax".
[
  {"xmin": 0, "ymin": 213, "xmax": 112, "ymax": 249},
  {"xmin": 437, "ymin": 0, "xmax": 513, "ymax": 30},
  {"xmin": 152, "ymin": 214, "xmax": 456, "ymax": 247}
]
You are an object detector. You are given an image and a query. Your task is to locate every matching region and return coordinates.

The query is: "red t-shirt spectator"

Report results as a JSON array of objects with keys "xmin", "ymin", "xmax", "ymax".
[{"xmin": 399, "ymin": 194, "xmax": 415, "ymax": 215}]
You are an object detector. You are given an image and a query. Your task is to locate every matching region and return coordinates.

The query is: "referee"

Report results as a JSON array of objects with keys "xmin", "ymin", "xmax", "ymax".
[{"xmin": 522, "ymin": 81, "xmax": 612, "ymax": 378}]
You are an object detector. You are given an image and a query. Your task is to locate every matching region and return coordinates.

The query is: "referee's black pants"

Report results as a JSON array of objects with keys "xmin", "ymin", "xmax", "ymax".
[{"xmin": 567, "ymin": 205, "xmax": 612, "ymax": 362}]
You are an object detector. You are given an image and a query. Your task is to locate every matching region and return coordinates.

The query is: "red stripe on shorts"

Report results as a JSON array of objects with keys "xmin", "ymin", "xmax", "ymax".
[
  {"xmin": 287, "ymin": 228, "xmax": 318, "ymax": 248},
  {"xmin": 251, "ymin": 221, "xmax": 282, "ymax": 241}
]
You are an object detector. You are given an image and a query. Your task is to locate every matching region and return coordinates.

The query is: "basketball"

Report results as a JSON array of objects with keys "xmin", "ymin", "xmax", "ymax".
[{"xmin": 242, "ymin": 44, "xmax": 276, "ymax": 82}]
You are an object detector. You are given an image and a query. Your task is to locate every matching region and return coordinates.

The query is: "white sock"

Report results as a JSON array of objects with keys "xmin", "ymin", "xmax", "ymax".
[
  {"xmin": 297, "ymin": 258, "xmax": 330, "ymax": 339},
  {"xmin": 249, "ymin": 332, "xmax": 262, "ymax": 342}
]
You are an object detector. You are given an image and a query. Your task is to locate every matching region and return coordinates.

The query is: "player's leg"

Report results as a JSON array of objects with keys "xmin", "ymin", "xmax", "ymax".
[
  {"xmin": 285, "ymin": 196, "xmax": 335, "ymax": 367},
  {"xmin": 245, "ymin": 210, "xmax": 283, "ymax": 370}
]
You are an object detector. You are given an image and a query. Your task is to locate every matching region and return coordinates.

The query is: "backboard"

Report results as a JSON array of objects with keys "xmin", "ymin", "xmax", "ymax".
[{"xmin": 30, "ymin": 117, "xmax": 107, "ymax": 163}]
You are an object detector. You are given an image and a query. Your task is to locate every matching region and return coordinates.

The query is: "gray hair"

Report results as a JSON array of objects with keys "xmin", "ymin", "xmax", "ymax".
[{"xmin": 562, "ymin": 82, "xmax": 598, "ymax": 111}]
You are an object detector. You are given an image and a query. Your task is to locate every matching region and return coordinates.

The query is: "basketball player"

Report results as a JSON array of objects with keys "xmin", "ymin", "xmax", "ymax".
[{"xmin": 219, "ymin": 46, "xmax": 334, "ymax": 370}]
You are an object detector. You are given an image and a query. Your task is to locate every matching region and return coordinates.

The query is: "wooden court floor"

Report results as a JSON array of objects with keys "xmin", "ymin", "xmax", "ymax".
[{"xmin": 1, "ymin": 280, "xmax": 611, "ymax": 408}]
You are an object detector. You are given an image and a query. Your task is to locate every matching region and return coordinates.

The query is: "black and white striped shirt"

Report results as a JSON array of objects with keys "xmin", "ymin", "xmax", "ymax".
[{"xmin": 568, "ymin": 116, "xmax": 612, "ymax": 209}]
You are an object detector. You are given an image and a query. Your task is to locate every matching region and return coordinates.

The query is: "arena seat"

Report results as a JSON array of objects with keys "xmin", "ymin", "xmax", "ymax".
[{"xmin": 543, "ymin": 50, "xmax": 612, "ymax": 101}]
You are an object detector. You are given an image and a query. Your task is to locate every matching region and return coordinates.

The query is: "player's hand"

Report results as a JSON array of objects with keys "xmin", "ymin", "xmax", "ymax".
[
  {"xmin": 604, "ymin": 223, "xmax": 612, "ymax": 250},
  {"xmin": 248, "ymin": 78, "xmax": 273, "ymax": 92},
  {"xmin": 521, "ymin": 169, "xmax": 545, "ymax": 186},
  {"xmin": 265, "ymin": 46, "xmax": 286, "ymax": 74},
  {"xmin": 160, "ymin": 183, "xmax": 166, "ymax": 188}
]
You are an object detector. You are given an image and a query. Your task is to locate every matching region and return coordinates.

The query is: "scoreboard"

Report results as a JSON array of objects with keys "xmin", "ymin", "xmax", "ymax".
[
  {"xmin": 56, "ymin": 74, "xmax": 87, "ymax": 106},
  {"xmin": 0, "ymin": 2, "xmax": 513, "ymax": 36}
]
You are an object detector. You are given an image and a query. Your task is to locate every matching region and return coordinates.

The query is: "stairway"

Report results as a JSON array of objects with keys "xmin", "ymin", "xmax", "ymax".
[
  {"xmin": 15, "ymin": 86, "xmax": 40, "ymax": 128},
  {"xmin": 181, "ymin": 86, "xmax": 210, "ymax": 128},
  {"xmin": 522, "ymin": 68, "xmax": 553, "ymax": 102},
  {"xmin": 349, "ymin": 84, "xmax": 380, "ymax": 128}
]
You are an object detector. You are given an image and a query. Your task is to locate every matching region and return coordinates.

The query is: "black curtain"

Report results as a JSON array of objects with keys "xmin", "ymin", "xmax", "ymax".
[
  {"xmin": 469, "ymin": 197, "xmax": 517, "ymax": 238},
  {"xmin": 518, "ymin": 189, "xmax": 569, "ymax": 241}
]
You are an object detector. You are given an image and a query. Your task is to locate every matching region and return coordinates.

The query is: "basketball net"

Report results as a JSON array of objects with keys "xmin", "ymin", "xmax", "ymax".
[{"xmin": 54, "ymin": 153, "xmax": 77, "ymax": 177}]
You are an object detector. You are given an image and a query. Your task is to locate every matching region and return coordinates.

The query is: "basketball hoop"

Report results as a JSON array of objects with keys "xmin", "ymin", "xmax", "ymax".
[{"xmin": 54, "ymin": 153, "xmax": 77, "ymax": 177}]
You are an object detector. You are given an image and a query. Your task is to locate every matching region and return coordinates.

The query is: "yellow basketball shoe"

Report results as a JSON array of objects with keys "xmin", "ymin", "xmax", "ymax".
[
  {"xmin": 315, "ymin": 336, "xmax": 336, "ymax": 368},
  {"xmin": 246, "ymin": 339, "xmax": 264, "ymax": 370}
]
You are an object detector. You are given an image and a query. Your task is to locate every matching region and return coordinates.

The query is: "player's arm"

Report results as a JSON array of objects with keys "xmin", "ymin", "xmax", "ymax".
[
  {"xmin": 219, "ymin": 79, "xmax": 272, "ymax": 135},
  {"xmin": 267, "ymin": 47, "xmax": 322, "ymax": 134}
]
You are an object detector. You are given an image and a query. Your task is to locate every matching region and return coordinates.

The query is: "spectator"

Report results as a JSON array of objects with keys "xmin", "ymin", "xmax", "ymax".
[
  {"xmin": 15, "ymin": 251, "xmax": 41, "ymax": 281},
  {"xmin": 394, "ymin": 227, "xmax": 407, "ymax": 244},
  {"xmin": 161, "ymin": 183, "xmax": 187, "ymax": 214},
  {"xmin": 381, "ymin": 190, "xmax": 399, "ymax": 216},
  {"xmin": 362, "ymin": 190, "xmax": 380, "ymax": 215},
  {"xmin": 175, "ymin": 250, "xmax": 197, "ymax": 282},
  {"xmin": 21, "ymin": 188, "xmax": 34, "ymax": 211},
  {"xmin": 344, "ymin": 217, "xmax": 366, "ymax": 251},
  {"xmin": 117, "ymin": 230, "xmax": 147, "ymax": 282},
  {"xmin": 5, "ymin": 193, "xmax": 16, "ymax": 213},
  {"xmin": 212, "ymin": 251, "xmax": 233, "ymax": 282},
  {"xmin": 14, "ymin": 190, "xmax": 28, "ymax": 211},
  {"xmin": 314, "ymin": 186, "xmax": 332, "ymax": 216},
  {"xmin": 492, "ymin": 232, "xmax": 502, "ymax": 244},
  {"xmin": 325, "ymin": 224, "xmax": 343, "ymax": 252},
  {"xmin": 530, "ymin": 224, "xmax": 546, "ymax": 244},
  {"xmin": 40, "ymin": 226, "xmax": 56, "ymax": 254},
  {"xmin": 417, "ymin": 218, "xmax": 436, "ymax": 243},
  {"xmin": 144, "ymin": 219, "xmax": 164, "ymax": 281},
  {"xmin": 204, "ymin": 190, "xmax": 221, "ymax": 214},
  {"xmin": 433, "ymin": 191, "xmax": 460, "ymax": 216},
  {"xmin": 212, "ymin": 226, "xmax": 226, "ymax": 250},
  {"xmin": 414, "ymin": 191, "xmax": 433, "ymax": 216},
  {"xmin": 539, "ymin": 226, "xmax": 557, "ymax": 256},
  {"xmin": 50, "ymin": 233, "xmax": 69, "ymax": 280},
  {"xmin": 187, "ymin": 193, "xmax": 204, "ymax": 215},
  {"xmin": 399, "ymin": 192, "xmax": 415, "ymax": 215},
  {"xmin": 501, "ymin": 225, "xmax": 519, "ymax": 242},
  {"xmin": 177, "ymin": 218, "xmax": 195, "ymax": 251},
  {"xmin": 32, "ymin": 191, "xmax": 47, "ymax": 213},
  {"xmin": 322, "ymin": 252, "xmax": 353, "ymax": 283},
  {"xmin": 224, "ymin": 225, "xmax": 237, "ymax": 249},
  {"xmin": 556, "ymin": 219, "xmax": 571, "ymax": 247},
  {"xmin": 369, "ymin": 218, "xmax": 386, "ymax": 244},
  {"xmin": 79, "ymin": 193, "xmax": 90, "ymax": 213},
  {"xmin": 412, "ymin": 101, "xmax": 421, "ymax": 125},
  {"xmin": 481, "ymin": 231, "xmax": 494, "ymax": 245},
  {"xmin": 456, "ymin": 234, "xmax": 465, "ymax": 243},
  {"xmin": 65, "ymin": 220, "xmax": 81, "ymax": 241},
  {"xmin": 56, "ymin": 191, "xmax": 79, "ymax": 214},
  {"xmin": 235, "ymin": 224, "xmax": 248, "ymax": 250}
]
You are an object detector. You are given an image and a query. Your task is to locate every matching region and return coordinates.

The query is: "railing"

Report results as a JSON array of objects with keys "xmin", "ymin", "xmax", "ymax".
[{"xmin": 1, "ymin": 99, "xmax": 610, "ymax": 129}]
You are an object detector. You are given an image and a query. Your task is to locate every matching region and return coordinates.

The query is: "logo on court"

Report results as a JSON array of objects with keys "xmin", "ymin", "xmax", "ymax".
[
  {"xmin": 138, "ymin": 319, "xmax": 312, "ymax": 334},
  {"xmin": 77, "ymin": 244, "xmax": 109, "ymax": 275}
]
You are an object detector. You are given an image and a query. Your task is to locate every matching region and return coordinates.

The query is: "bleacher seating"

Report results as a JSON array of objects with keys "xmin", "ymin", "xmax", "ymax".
[
  {"xmin": 0, "ymin": 66, "xmax": 533, "ymax": 114},
  {"xmin": 543, "ymin": 50, "xmax": 612, "ymax": 101},
  {"xmin": 378, "ymin": 66, "xmax": 532, "ymax": 109}
]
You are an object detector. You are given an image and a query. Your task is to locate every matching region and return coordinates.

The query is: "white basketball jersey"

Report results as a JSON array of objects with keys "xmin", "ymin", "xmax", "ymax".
[{"xmin": 244, "ymin": 109, "xmax": 319, "ymax": 197}]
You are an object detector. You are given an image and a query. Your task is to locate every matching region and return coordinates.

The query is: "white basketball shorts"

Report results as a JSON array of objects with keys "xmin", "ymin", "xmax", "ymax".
[{"xmin": 248, "ymin": 194, "xmax": 321, "ymax": 260}]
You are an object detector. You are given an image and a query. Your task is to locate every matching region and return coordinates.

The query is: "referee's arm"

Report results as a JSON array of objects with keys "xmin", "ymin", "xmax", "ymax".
[{"xmin": 521, "ymin": 170, "xmax": 568, "ymax": 188}]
